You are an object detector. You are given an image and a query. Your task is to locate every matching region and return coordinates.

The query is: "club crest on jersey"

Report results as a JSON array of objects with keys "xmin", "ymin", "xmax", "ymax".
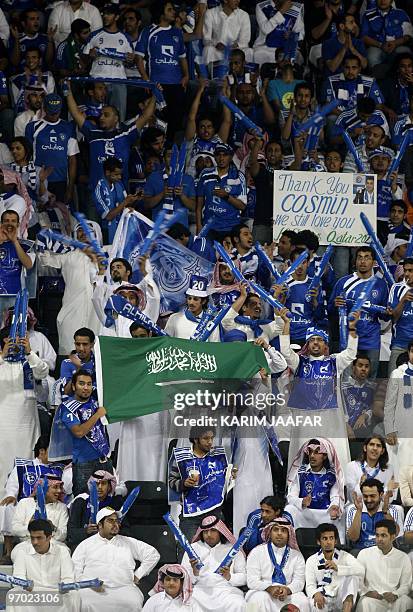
[
  {"xmin": 25, "ymin": 472, "xmax": 37, "ymax": 485},
  {"xmin": 305, "ymin": 481, "xmax": 313, "ymax": 493},
  {"xmin": 371, "ymin": 289, "xmax": 379, "ymax": 299},
  {"xmin": 0, "ymin": 248, "xmax": 6, "ymax": 261}
]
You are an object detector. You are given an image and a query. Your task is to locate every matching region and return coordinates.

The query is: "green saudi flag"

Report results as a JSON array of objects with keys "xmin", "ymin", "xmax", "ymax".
[{"xmin": 95, "ymin": 336, "xmax": 269, "ymax": 423}]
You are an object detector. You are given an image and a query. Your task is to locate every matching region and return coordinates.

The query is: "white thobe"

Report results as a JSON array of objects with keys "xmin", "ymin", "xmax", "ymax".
[
  {"xmin": 356, "ymin": 546, "xmax": 413, "ymax": 611},
  {"xmin": 142, "ymin": 591, "xmax": 202, "ymax": 611},
  {"xmin": 221, "ymin": 307, "xmax": 283, "ymax": 344},
  {"xmin": 12, "ymin": 497, "xmax": 68, "ymax": 543},
  {"xmin": 383, "ymin": 363, "xmax": 413, "ymax": 473},
  {"xmin": 202, "ymin": 7, "xmax": 252, "ymax": 64},
  {"xmin": 246, "ymin": 543, "xmax": 310, "ymax": 611},
  {"xmin": 165, "ymin": 310, "xmax": 220, "ymax": 341},
  {"xmin": 182, "ymin": 540, "xmax": 246, "ymax": 611},
  {"xmin": 0, "ymin": 352, "xmax": 48, "ymax": 499},
  {"xmin": 305, "ymin": 550, "xmax": 364, "ymax": 611},
  {"xmin": 72, "ymin": 533, "xmax": 160, "ymax": 612},
  {"xmin": 28, "ymin": 330, "xmax": 56, "ymax": 371},
  {"xmin": 38, "ymin": 249, "xmax": 101, "ymax": 355},
  {"xmin": 232, "ymin": 348, "xmax": 287, "ymax": 538},
  {"xmin": 281, "ymin": 333, "xmax": 357, "ymax": 470},
  {"xmin": 8, "ymin": 540, "xmax": 80, "ymax": 612},
  {"xmin": 345, "ymin": 460, "xmax": 394, "ymax": 503}
]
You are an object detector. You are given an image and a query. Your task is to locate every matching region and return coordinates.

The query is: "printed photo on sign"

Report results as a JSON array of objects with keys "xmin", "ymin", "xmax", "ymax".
[{"xmin": 272, "ymin": 170, "xmax": 377, "ymax": 247}]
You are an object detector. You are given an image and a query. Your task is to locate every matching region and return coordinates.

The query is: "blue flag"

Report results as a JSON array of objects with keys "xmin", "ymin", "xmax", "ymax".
[{"xmin": 110, "ymin": 211, "xmax": 214, "ymax": 313}]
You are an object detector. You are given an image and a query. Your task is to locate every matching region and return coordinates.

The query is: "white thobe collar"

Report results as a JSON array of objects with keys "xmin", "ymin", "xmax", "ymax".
[
  {"xmin": 96, "ymin": 533, "xmax": 118, "ymax": 545},
  {"xmin": 161, "ymin": 591, "xmax": 184, "ymax": 602},
  {"xmin": 304, "ymin": 465, "xmax": 326, "ymax": 475},
  {"xmin": 28, "ymin": 541, "xmax": 58, "ymax": 556}
]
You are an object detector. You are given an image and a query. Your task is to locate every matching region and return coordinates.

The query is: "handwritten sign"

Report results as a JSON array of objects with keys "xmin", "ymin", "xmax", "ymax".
[{"xmin": 273, "ymin": 171, "xmax": 377, "ymax": 246}]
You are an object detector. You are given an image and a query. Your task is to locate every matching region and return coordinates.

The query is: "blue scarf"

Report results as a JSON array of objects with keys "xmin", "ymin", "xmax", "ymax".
[
  {"xmin": 234, "ymin": 315, "xmax": 273, "ymax": 338},
  {"xmin": 403, "ymin": 364, "xmax": 413, "ymax": 409},
  {"xmin": 267, "ymin": 543, "xmax": 290, "ymax": 585},
  {"xmin": 361, "ymin": 461, "xmax": 380, "ymax": 480},
  {"xmin": 184, "ymin": 308, "xmax": 206, "ymax": 324},
  {"xmin": 316, "ymin": 548, "xmax": 340, "ymax": 595}
]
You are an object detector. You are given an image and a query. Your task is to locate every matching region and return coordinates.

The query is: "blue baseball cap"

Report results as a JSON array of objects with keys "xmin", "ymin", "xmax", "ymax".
[{"xmin": 44, "ymin": 93, "xmax": 62, "ymax": 115}]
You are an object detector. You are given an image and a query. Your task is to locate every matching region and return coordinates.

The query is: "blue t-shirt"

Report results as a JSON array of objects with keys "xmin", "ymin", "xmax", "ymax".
[
  {"xmin": 60, "ymin": 354, "xmax": 96, "ymax": 389},
  {"xmin": 136, "ymin": 25, "xmax": 186, "ymax": 84},
  {"xmin": 361, "ymin": 7, "xmax": 412, "ymax": 43},
  {"xmin": 329, "ymin": 273, "xmax": 388, "ymax": 350},
  {"xmin": 93, "ymin": 178, "xmax": 126, "ymax": 243},
  {"xmin": 285, "ymin": 277, "xmax": 325, "ymax": 341},
  {"xmin": 322, "ymin": 36, "xmax": 366, "ymax": 75},
  {"xmin": 0, "ymin": 240, "xmax": 32, "ymax": 295},
  {"xmin": 197, "ymin": 165, "xmax": 247, "ymax": 233},
  {"xmin": 81, "ymin": 120, "xmax": 138, "ymax": 191},
  {"xmin": 9, "ymin": 33, "xmax": 49, "ymax": 70},
  {"xmin": 25, "ymin": 119, "xmax": 77, "ymax": 182},
  {"xmin": 388, "ymin": 281, "xmax": 413, "ymax": 349},
  {"xmin": 144, "ymin": 170, "xmax": 195, "ymax": 227}
]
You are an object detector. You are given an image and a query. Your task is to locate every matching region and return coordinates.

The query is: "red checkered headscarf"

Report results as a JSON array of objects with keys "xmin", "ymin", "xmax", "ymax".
[
  {"xmin": 153, "ymin": 564, "xmax": 193, "ymax": 604},
  {"xmin": 114, "ymin": 284, "xmax": 146, "ymax": 311},
  {"xmin": 192, "ymin": 515, "xmax": 236, "ymax": 545}
]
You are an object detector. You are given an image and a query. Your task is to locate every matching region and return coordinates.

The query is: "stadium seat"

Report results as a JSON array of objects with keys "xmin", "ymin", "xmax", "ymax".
[
  {"xmin": 123, "ymin": 481, "xmax": 169, "ymax": 525},
  {"xmin": 295, "ymin": 528, "xmax": 319, "ymax": 560}
]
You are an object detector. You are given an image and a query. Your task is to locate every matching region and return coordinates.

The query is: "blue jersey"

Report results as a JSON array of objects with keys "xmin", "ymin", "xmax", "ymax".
[
  {"xmin": 361, "ymin": 7, "xmax": 412, "ymax": 44},
  {"xmin": 197, "ymin": 165, "xmax": 247, "ymax": 232},
  {"xmin": 329, "ymin": 273, "xmax": 388, "ymax": 350},
  {"xmin": 392, "ymin": 115, "xmax": 412, "ymax": 147},
  {"xmin": 324, "ymin": 74, "xmax": 383, "ymax": 111},
  {"xmin": 232, "ymin": 105, "xmax": 266, "ymax": 147},
  {"xmin": 81, "ymin": 120, "xmax": 138, "ymax": 190},
  {"xmin": 60, "ymin": 353, "xmax": 96, "ymax": 390},
  {"xmin": 187, "ymin": 235, "xmax": 217, "ymax": 263},
  {"xmin": 93, "ymin": 178, "xmax": 126, "ymax": 243},
  {"xmin": 298, "ymin": 466, "xmax": 336, "ymax": 510},
  {"xmin": 60, "ymin": 397, "xmax": 109, "ymax": 463},
  {"xmin": 0, "ymin": 70, "xmax": 7, "ymax": 97},
  {"xmin": 25, "ymin": 119, "xmax": 77, "ymax": 182},
  {"xmin": 136, "ymin": 25, "xmax": 186, "ymax": 84},
  {"xmin": 285, "ymin": 277, "xmax": 325, "ymax": 341},
  {"xmin": 322, "ymin": 37, "xmax": 366, "ymax": 76},
  {"xmin": 388, "ymin": 281, "xmax": 413, "ymax": 349},
  {"xmin": 10, "ymin": 33, "xmax": 49, "ymax": 70},
  {"xmin": 0, "ymin": 240, "xmax": 33, "ymax": 295},
  {"xmin": 376, "ymin": 179, "xmax": 394, "ymax": 221},
  {"xmin": 341, "ymin": 377, "xmax": 375, "ymax": 427},
  {"xmin": 211, "ymin": 289, "xmax": 240, "ymax": 309},
  {"xmin": 144, "ymin": 170, "xmax": 195, "ymax": 228},
  {"xmin": 289, "ymin": 355, "xmax": 338, "ymax": 411}
]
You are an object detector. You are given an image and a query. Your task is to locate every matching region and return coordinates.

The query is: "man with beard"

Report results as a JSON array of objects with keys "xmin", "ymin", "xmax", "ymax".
[
  {"xmin": 356, "ymin": 520, "xmax": 412, "ymax": 611},
  {"xmin": 210, "ymin": 261, "xmax": 241, "ymax": 309},
  {"xmin": 346, "ymin": 478, "xmax": 403, "ymax": 551},
  {"xmin": 343, "ymin": 123, "xmax": 386, "ymax": 172},
  {"xmin": 231, "ymin": 225, "xmax": 259, "ymax": 282},
  {"xmin": 305, "ymin": 523, "xmax": 364, "ymax": 612},
  {"xmin": 244, "ymin": 496, "xmax": 292, "ymax": 555}
]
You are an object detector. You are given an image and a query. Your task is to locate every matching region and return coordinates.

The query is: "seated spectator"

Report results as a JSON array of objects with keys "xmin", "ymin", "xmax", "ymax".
[
  {"xmin": 245, "ymin": 518, "xmax": 309, "ymax": 611},
  {"xmin": 322, "ymin": 13, "xmax": 367, "ymax": 75},
  {"xmin": 341, "ymin": 356, "xmax": 376, "ymax": 441},
  {"xmin": 72, "ymin": 507, "xmax": 160, "ymax": 611},
  {"xmin": 254, "ymin": 0, "xmax": 304, "ymax": 66},
  {"xmin": 361, "ymin": 0, "xmax": 413, "ymax": 79},
  {"xmin": 399, "ymin": 464, "xmax": 413, "ymax": 506},
  {"xmin": 202, "ymin": 0, "xmax": 251, "ymax": 68},
  {"xmin": 244, "ymin": 495, "xmax": 290, "ymax": 555},
  {"xmin": 345, "ymin": 435, "xmax": 395, "ymax": 502},
  {"xmin": 67, "ymin": 470, "xmax": 122, "ymax": 550},
  {"xmin": 9, "ymin": 518, "xmax": 81, "ymax": 611},
  {"xmin": 48, "ymin": 0, "xmax": 103, "ymax": 47},
  {"xmin": 285, "ymin": 438, "xmax": 345, "ymax": 540},
  {"xmin": 142, "ymin": 564, "xmax": 197, "ymax": 611},
  {"xmin": 12, "ymin": 472, "xmax": 68, "ymax": 543},
  {"xmin": 346, "ymin": 478, "xmax": 403, "ymax": 551},
  {"xmin": 232, "ymin": 81, "xmax": 277, "ymax": 147},
  {"xmin": 356, "ymin": 519, "xmax": 412, "ymax": 611},
  {"xmin": 267, "ymin": 62, "xmax": 304, "ymax": 114},
  {"xmin": 305, "ymin": 523, "xmax": 364, "ymax": 612},
  {"xmin": 379, "ymin": 199, "xmax": 411, "ymax": 246},
  {"xmin": 181, "ymin": 515, "xmax": 247, "ymax": 611},
  {"xmin": 379, "ymin": 53, "xmax": 413, "ymax": 117},
  {"xmin": 14, "ymin": 82, "xmax": 44, "ymax": 138},
  {"xmin": 305, "ymin": 0, "xmax": 346, "ymax": 68}
]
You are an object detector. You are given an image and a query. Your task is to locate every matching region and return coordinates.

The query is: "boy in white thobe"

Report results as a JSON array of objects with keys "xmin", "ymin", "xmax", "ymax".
[
  {"xmin": 143, "ymin": 564, "xmax": 202, "ymax": 611},
  {"xmin": 181, "ymin": 515, "xmax": 246, "ymax": 612},
  {"xmin": 72, "ymin": 507, "xmax": 160, "ymax": 611},
  {"xmin": 9, "ymin": 518, "xmax": 80, "ymax": 612},
  {"xmin": 246, "ymin": 518, "xmax": 310, "ymax": 611},
  {"xmin": 306, "ymin": 523, "xmax": 364, "ymax": 611},
  {"xmin": 357, "ymin": 519, "xmax": 412, "ymax": 611}
]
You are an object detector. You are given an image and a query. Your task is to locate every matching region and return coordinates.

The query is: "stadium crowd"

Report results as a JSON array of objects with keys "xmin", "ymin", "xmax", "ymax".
[{"xmin": 1, "ymin": 0, "xmax": 413, "ymax": 609}]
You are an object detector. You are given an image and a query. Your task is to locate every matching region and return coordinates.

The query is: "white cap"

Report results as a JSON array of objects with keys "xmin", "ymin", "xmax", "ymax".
[{"xmin": 96, "ymin": 507, "xmax": 117, "ymax": 524}]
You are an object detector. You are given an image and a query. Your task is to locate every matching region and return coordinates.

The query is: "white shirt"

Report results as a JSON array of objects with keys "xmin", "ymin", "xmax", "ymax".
[
  {"xmin": 254, "ymin": 0, "xmax": 304, "ymax": 49},
  {"xmin": 0, "ymin": 8, "xmax": 9, "ymax": 43},
  {"xmin": 72, "ymin": 533, "xmax": 160, "ymax": 586},
  {"xmin": 305, "ymin": 549, "xmax": 364, "ymax": 599},
  {"xmin": 12, "ymin": 497, "xmax": 68, "ymax": 542},
  {"xmin": 0, "ymin": 193, "xmax": 27, "ymax": 224},
  {"xmin": 246, "ymin": 542, "xmax": 305, "ymax": 593},
  {"xmin": 182, "ymin": 540, "xmax": 246, "ymax": 587},
  {"xmin": 357, "ymin": 545, "xmax": 412, "ymax": 596},
  {"xmin": 14, "ymin": 110, "xmax": 42, "ymax": 138},
  {"xmin": 345, "ymin": 460, "xmax": 394, "ymax": 502},
  {"xmin": 203, "ymin": 7, "xmax": 251, "ymax": 52},
  {"xmin": 48, "ymin": 1, "xmax": 103, "ymax": 45},
  {"xmin": 165, "ymin": 310, "xmax": 220, "ymax": 341},
  {"xmin": 221, "ymin": 306, "xmax": 284, "ymax": 343},
  {"xmin": 84, "ymin": 29, "xmax": 133, "ymax": 79},
  {"xmin": 143, "ymin": 591, "xmax": 201, "ymax": 611},
  {"xmin": 29, "ymin": 330, "xmax": 57, "ymax": 371},
  {"xmin": 11, "ymin": 539, "xmax": 75, "ymax": 588}
]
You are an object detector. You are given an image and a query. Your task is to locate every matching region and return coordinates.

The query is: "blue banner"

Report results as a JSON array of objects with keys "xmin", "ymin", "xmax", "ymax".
[{"xmin": 110, "ymin": 211, "xmax": 214, "ymax": 313}]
